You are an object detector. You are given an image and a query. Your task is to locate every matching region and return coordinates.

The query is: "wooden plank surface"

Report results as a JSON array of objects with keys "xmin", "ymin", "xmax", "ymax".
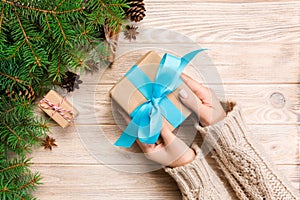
[
  {"xmin": 31, "ymin": 164, "xmax": 298, "ymax": 200},
  {"xmin": 68, "ymin": 84, "xmax": 299, "ymax": 125},
  {"xmin": 92, "ymin": 43, "xmax": 300, "ymax": 84},
  {"xmin": 142, "ymin": 1, "xmax": 300, "ymax": 43},
  {"xmin": 30, "ymin": 124, "xmax": 299, "ymax": 165},
  {"xmin": 32, "ymin": 0, "xmax": 300, "ymax": 199}
]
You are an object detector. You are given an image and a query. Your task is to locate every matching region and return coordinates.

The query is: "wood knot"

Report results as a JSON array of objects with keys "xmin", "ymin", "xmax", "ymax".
[{"xmin": 270, "ymin": 92, "xmax": 285, "ymax": 108}]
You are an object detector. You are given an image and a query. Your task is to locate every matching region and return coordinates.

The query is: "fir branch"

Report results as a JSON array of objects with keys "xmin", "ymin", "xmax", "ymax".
[
  {"xmin": 54, "ymin": 15, "xmax": 67, "ymax": 42},
  {"xmin": 0, "ymin": 71, "xmax": 26, "ymax": 84},
  {"xmin": 0, "ymin": 187, "xmax": 10, "ymax": 193},
  {"xmin": 0, "ymin": 7, "xmax": 4, "ymax": 31},
  {"xmin": 81, "ymin": 29, "xmax": 89, "ymax": 36},
  {"xmin": 0, "ymin": 162, "xmax": 26, "ymax": 173},
  {"xmin": 88, "ymin": 38, "xmax": 109, "ymax": 60},
  {"xmin": 12, "ymin": 8, "xmax": 41, "ymax": 66},
  {"xmin": 0, "ymin": 136, "xmax": 9, "ymax": 148},
  {"xmin": 27, "ymin": 129, "xmax": 43, "ymax": 143},
  {"xmin": 10, "ymin": 192, "xmax": 24, "ymax": 200},
  {"xmin": 98, "ymin": 0, "xmax": 122, "ymax": 27},
  {"xmin": 0, "ymin": 139, "xmax": 28, "ymax": 157},
  {"xmin": 54, "ymin": 0, "xmax": 67, "ymax": 11},
  {"xmin": 0, "ymin": 169, "xmax": 41, "ymax": 198},
  {"xmin": 18, "ymin": 175, "xmax": 40, "ymax": 191},
  {"xmin": 0, "ymin": 0, "xmax": 128, "ymax": 198},
  {"xmin": 0, "ymin": 102, "xmax": 30, "ymax": 117},
  {"xmin": 0, "ymin": 97, "xmax": 47, "ymax": 154},
  {"xmin": 0, "ymin": 121, "xmax": 22, "ymax": 142},
  {"xmin": 44, "ymin": 13, "xmax": 51, "ymax": 31},
  {"xmin": 56, "ymin": 55, "xmax": 61, "ymax": 80},
  {"xmin": 66, "ymin": 50, "xmax": 84, "ymax": 66},
  {"xmin": 2, "ymin": 0, "xmax": 86, "ymax": 15},
  {"xmin": 8, "ymin": 40, "xmax": 25, "ymax": 59},
  {"xmin": 107, "ymin": 4, "xmax": 126, "ymax": 6},
  {"xmin": 87, "ymin": 37, "xmax": 106, "ymax": 61}
]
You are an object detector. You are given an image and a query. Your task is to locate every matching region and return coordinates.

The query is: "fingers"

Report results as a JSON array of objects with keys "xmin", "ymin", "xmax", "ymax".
[
  {"xmin": 181, "ymin": 73, "xmax": 211, "ymax": 100},
  {"xmin": 160, "ymin": 125, "xmax": 176, "ymax": 145},
  {"xmin": 136, "ymin": 125, "xmax": 174, "ymax": 153},
  {"xmin": 147, "ymin": 132, "xmax": 191, "ymax": 166},
  {"xmin": 136, "ymin": 125, "xmax": 176, "ymax": 153},
  {"xmin": 117, "ymin": 109, "xmax": 170, "ymax": 153},
  {"xmin": 136, "ymin": 139, "xmax": 155, "ymax": 153},
  {"xmin": 179, "ymin": 87, "xmax": 203, "ymax": 116}
]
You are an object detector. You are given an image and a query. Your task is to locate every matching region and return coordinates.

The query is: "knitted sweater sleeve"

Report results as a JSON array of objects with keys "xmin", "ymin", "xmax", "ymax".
[
  {"xmin": 164, "ymin": 144, "xmax": 232, "ymax": 200},
  {"xmin": 195, "ymin": 104, "xmax": 298, "ymax": 200}
]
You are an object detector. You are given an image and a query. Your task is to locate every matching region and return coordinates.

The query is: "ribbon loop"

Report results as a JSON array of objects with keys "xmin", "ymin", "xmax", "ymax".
[{"xmin": 115, "ymin": 49, "xmax": 207, "ymax": 148}]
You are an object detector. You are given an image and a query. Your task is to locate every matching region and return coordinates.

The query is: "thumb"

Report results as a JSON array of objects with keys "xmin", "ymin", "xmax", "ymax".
[{"xmin": 179, "ymin": 88, "xmax": 203, "ymax": 119}]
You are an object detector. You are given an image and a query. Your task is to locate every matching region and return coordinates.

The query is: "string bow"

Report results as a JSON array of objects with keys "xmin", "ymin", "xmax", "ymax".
[{"xmin": 39, "ymin": 98, "xmax": 74, "ymax": 122}]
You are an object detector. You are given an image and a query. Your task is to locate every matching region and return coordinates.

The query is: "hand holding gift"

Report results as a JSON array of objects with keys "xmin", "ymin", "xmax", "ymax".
[
  {"xmin": 117, "ymin": 72, "xmax": 226, "ymax": 167},
  {"xmin": 179, "ymin": 73, "xmax": 226, "ymax": 127},
  {"xmin": 119, "ymin": 109, "xmax": 195, "ymax": 167},
  {"xmin": 110, "ymin": 50, "xmax": 206, "ymax": 148}
]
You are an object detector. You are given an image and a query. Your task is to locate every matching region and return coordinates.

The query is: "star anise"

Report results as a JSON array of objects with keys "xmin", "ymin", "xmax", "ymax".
[
  {"xmin": 85, "ymin": 59, "xmax": 100, "ymax": 74},
  {"xmin": 42, "ymin": 135, "xmax": 57, "ymax": 151},
  {"xmin": 124, "ymin": 25, "xmax": 139, "ymax": 41}
]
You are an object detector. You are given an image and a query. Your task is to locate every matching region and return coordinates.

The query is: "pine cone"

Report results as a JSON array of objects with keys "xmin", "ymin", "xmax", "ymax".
[
  {"xmin": 126, "ymin": 0, "xmax": 146, "ymax": 22},
  {"xmin": 60, "ymin": 71, "xmax": 83, "ymax": 92},
  {"xmin": 5, "ymin": 85, "xmax": 35, "ymax": 101}
]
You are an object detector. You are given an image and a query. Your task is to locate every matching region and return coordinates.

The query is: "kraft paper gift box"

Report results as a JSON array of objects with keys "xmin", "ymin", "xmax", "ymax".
[
  {"xmin": 110, "ymin": 50, "xmax": 202, "ymax": 147},
  {"xmin": 39, "ymin": 90, "xmax": 79, "ymax": 128}
]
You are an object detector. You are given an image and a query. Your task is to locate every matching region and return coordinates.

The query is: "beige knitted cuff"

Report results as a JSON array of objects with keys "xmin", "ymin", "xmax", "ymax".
[
  {"xmin": 195, "ymin": 103, "xmax": 248, "ymax": 153},
  {"xmin": 164, "ymin": 144, "xmax": 230, "ymax": 200},
  {"xmin": 195, "ymin": 103, "xmax": 299, "ymax": 199}
]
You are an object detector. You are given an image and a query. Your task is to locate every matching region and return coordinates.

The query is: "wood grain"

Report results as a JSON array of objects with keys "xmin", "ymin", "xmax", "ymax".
[
  {"xmin": 141, "ymin": 1, "xmax": 300, "ymax": 43},
  {"xmin": 81, "ymin": 44, "xmax": 300, "ymax": 84},
  {"xmin": 32, "ymin": 165, "xmax": 181, "ymax": 200},
  {"xmin": 32, "ymin": 0, "xmax": 300, "ymax": 199},
  {"xmin": 66, "ymin": 84, "xmax": 299, "ymax": 125},
  {"xmin": 31, "ymin": 164, "xmax": 299, "ymax": 199},
  {"xmin": 31, "ymin": 124, "xmax": 299, "ymax": 165}
]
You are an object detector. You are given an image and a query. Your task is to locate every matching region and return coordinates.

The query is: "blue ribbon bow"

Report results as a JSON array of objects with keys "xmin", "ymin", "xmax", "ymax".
[{"xmin": 115, "ymin": 49, "xmax": 206, "ymax": 148}]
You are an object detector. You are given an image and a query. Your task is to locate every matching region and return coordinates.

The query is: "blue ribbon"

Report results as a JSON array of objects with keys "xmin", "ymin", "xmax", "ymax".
[{"xmin": 115, "ymin": 49, "xmax": 206, "ymax": 148}]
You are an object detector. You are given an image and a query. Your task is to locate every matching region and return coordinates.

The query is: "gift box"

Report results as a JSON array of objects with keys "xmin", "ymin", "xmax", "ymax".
[
  {"xmin": 110, "ymin": 50, "xmax": 205, "ymax": 148},
  {"xmin": 38, "ymin": 90, "xmax": 79, "ymax": 128}
]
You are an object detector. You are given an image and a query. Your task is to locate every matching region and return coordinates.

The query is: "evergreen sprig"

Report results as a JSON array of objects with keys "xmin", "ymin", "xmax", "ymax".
[
  {"xmin": 0, "ymin": 96, "xmax": 47, "ymax": 199},
  {"xmin": 0, "ymin": 156, "xmax": 41, "ymax": 200},
  {"xmin": 0, "ymin": 0, "xmax": 127, "ymax": 82},
  {"xmin": 0, "ymin": 96, "xmax": 49, "ymax": 156},
  {"xmin": 0, "ymin": 0, "xmax": 128, "ymax": 199}
]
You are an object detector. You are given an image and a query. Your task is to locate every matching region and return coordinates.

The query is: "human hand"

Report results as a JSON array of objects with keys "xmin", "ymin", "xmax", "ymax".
[
  {"xmin": 118, "ymin": 110, "xmax": 195, "ymax": 168},
  {"xmin": 179, "ymin": 73, "xmax": 226, "ymax": 126}
]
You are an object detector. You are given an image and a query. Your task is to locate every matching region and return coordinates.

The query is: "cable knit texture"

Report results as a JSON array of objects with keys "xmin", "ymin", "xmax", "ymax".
[
  {"xmin": 195, "ymin": 104, "xmax": 298, "ymax": 200},
  {"xmin": 165, "ymin": 144, "xmax": 231, "ymax": 200},
  {"xmin": 164, "ymin": 103, "xmax": 298, "ymax": 199}
]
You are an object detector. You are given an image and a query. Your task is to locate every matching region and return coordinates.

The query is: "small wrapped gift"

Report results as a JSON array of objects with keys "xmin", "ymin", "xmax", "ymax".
[
  {"xmin": 110, "ymin": 49, "xmax": 205, "ymax": 148},
  {"xmin": 38, "ymin": 90, "xmax": 79, "ymax": 128}
]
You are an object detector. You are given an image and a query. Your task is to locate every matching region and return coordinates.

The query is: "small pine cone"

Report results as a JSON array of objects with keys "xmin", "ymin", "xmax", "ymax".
[
  {"xmin": 126, "ymin": 1, "xmax": 146, "ymax": 22},
  {"xmin": 5, "ymin": 86, "xmax": 35, "ymax": 101},
  {"xmin": 26, "ymin": 86, "xmax": 36, "ymax": 100},
  {"xmin": 60, "ymin": 71, "xmax": 83, "ymax": 92}
]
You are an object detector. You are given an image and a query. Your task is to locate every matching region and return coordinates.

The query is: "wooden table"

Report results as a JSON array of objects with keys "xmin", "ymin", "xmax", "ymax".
[{"xmin": 32, "ymin": 0, "xmax": 299, "ymax": 199}]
